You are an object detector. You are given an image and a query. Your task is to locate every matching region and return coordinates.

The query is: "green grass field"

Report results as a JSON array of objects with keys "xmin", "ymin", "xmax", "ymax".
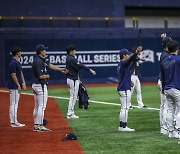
[{"xmin": 26, "ymin": 85, "xmax": 180, "ymax": 154}]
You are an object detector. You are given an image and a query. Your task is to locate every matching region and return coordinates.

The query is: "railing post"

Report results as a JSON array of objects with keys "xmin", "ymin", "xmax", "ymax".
[
  {"xmin": 136, "ymin": 18, "xmax": 139, "ymax": 28},
  {"xmin": 105, "ymin": 17, "xmax": 109, "ymax": 28},
  {"xmin": 132, "ymin": 18, "xmax": 138, "ymax": 28},
  {"xmin": 19, "ymin": 16, "xmax": 24, "ymax": 27},
  {"xmin": 133, "ymin": 18, "xmax": 136, "ymax": 28},
  {"xmin": 0, "ymin": 16, "xmax": 3, "ymax": 27},
  {"xmin": 77, "ymin": 17, "xmax": 81, "ymax": 28},
  {"xmin": 164, "ymin": 18, "xmax": 168, "ymax": 28},
  {"xmin": 49, "ymin": 17, "xmax": 53, "ymax": 27}
]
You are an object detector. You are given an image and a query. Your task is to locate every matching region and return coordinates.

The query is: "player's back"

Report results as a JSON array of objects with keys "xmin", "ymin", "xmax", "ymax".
[{"xmin": 161, "ymin": 54, "xmax": 180, "ymax": 90}]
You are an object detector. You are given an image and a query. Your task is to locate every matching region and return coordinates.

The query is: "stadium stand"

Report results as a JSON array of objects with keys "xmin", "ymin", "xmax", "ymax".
[{"xmin": 1, "ymin": 0, "xmax": 180, "ymax": 86}]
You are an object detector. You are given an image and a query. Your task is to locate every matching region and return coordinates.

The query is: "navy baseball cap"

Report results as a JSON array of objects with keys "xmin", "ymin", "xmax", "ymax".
[
  {"xmin": 63, "ymin": 133, "xmax": 77, "ymax": 141},
  {"xmin": 35, "ymin": 44, "xmax": 48, "ymax": 51},
  {"xmin": 10, "ymin": 46, "xmax": 22, "ymax": 56},
  {"xmin": 119, "ymin": 48, "xmax": 131, "ymax": 56},
  {"xmin": 66, "ymin": 45, "xmax": 76, "ymax": 54},
  {"xmin": 162, "ymin": 37, "xmax": 172, "ymax": 45},
  {"xmin": 11, "ymin": 46, "xmax": 21, "ymax": 53}
]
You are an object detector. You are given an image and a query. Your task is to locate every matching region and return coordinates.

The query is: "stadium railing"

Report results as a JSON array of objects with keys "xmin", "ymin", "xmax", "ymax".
[{"xmin": 0, "ymin": 16, "xmax": 180, "ymax": 28}]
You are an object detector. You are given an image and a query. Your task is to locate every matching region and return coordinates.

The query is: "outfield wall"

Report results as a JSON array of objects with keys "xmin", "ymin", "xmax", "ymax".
[{"xmin": 1, "ymin": 28, "xmax": 180, "ymax": 87}]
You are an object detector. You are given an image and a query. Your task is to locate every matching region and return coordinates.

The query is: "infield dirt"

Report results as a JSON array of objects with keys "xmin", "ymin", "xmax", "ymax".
[{"xmin": 0, "ymin": 91, "xmax": 84, "ymax": 154}]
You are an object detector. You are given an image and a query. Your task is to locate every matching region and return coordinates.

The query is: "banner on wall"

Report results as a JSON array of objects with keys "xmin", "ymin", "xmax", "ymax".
[
  {"xmin": 19, "ymin": 49, "xmax": 161, "ymax": 69},
  {"xmin": 3, "ymin": 37, "xmax": 169, "ymax": 86},
  {"xmin": 20, "ymin": 50, "xmax": 121, "ymax": 68}
]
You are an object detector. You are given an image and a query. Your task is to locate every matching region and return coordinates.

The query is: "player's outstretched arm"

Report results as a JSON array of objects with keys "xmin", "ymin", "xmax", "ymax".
[
  {"xmin": 39, "ymin": 74, "xmax": 50, "ymax": 80},
  {"xmin": 49, "ymin": 64, "xmax": 69, "ymax": 74},
  {"xmin": 125, "ymin": 46, "xmax": 143, "ymax": 66},
  {"xmin": 140, "ymin": 57, "xmax": 145, "ymax": 61},
  {"xmin": 135, "ymin": 46, "xmax": 142, "ymax": 54},
  {"xmin": 90, "ymin": 69, "xmax": 96, "ymax": 75}
]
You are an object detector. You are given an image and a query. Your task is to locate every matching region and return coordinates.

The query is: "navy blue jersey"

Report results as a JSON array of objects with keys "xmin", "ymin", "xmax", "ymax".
[
  {"xmin": 8, "ymin": 58, "xmax": 23, "ymax": 89},
  {"xmin": 160, "ymin": 50, "xmax": 169, "ymax": 62},
  {"xmin": 66, "ymin": 54, "xmax": 90, "ymax": 80},
  {"xmin": 32, "ymin": 56, "xmax": 50, "ymax": 85},
  {"xmin": 161, "ymin": 54, "xmax": 180, "ymax": 91},
  {"xmin": 158, "ymin": 50, "xmax": 169, "ymax": 79},
  {"xmin": 130, "ymin": 56, "xmax": 140, "ymax": 76},
  {"xmin": 117, "ymin": 53, "xmax": 138, "ymax": 91}
]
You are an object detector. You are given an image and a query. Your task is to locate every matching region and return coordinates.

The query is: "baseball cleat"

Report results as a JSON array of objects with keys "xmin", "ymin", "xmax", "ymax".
[
  {"xmin": 173, "ymin": 129, "xmax": 180, "ymax": 139},
  {"xmin": 129, "ymin": 106, "xmax": 135, "ymax": 109},
  {"xmin": 34, "ymin": 125, "xmax": 51, "ymax": 132},
  {"xmin": 11, "ymin": 123, "xmax": 25, "ymax": 127},
  {"xmin": 173, "ymin": 132, "xmax": 179, "ymax": 139},
  {"xmin": 118, "ymin": 126, "xmax": 135, "ymax": 132},
  {"xmin": 160, "ymin": 127, "xmax": 168, "ymax": 135},
  {"xmin": 67, "ymin": 114, "xmax": 79, "ymax": 119},
  {"xmin": 168, "ymin": 131, "xmax": 174, "ymax": 138},
  {"xmin": 138, "ymin": 105, "xmax": 147, "ymax": 109}
]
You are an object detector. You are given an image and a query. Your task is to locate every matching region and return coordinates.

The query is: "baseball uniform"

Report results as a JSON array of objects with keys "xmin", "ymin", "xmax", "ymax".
[
  {"xmin": 117, "ymin": 49, "xmax": 139, "ymax": 132},
  {"xmin": 66, "ymin": 54, "xmax": 91, "ymax": 119},
  {"xmin": 32, "ymin": 54, "xmax": 50, "ymax": 131},
  {"xmin": 32, "ymin": 44, "xmax": 68, "ymax": 131},
  {"xmin": 130, "ymin": 57, "xmax": 145, "ymax": 108},
  {"xmin": 8, "ymin": 57, "xmax": 25, "ymax": 127},
  {"xmin": 161, "ymin": 53, "xmax": 180, "ymax": 138},
  {"xmin": 158, "ymin": 49, "xmax": 169, "ymax": 134}
]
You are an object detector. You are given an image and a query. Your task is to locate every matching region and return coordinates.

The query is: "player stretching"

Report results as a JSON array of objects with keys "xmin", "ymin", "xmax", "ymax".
[
  {"xmin": 158, "ymin": 33, "xmax": 172, "ymax": 135},
  {"xmin": 161, "ymin": 40, "xmax": 180, "ymax": 139},
  {"xmin": 8, "ymin": 47, "xmax": 26, "ymax": 127},
  {"xmin": 32, "ymin": 44, "xmax": 68, "ymax": 132},
  {"xmin": 117, "ymin": 47, "xmax": 142, "ymax": 132},
  {"xmin": 130, "ymin": 46, "xmax": 146, "ymax": 109},
  {"xmin": 66, "ymin": 45, "xmax": 96, "ymax": 119}
]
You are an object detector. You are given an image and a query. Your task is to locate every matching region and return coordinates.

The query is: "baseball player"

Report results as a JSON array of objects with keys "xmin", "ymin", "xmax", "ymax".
[
  {"xmin": 117, "ymin": 47, "xmax": 142, "ymax": 132},
  {"xmin": 161, "ymin": 40, "xmax": 180, "ymax": 138},
  {"xmin": 130, "ymin": 47, "xmax": 146, "ymax": 108},
  {"xmin": 8, "ymin": 47, "xmax": 26, "ymax": 127},
  {"xmin": 32, "ymin": 44, "xmax": 68, "ymax": 132},
  {"xmin": 66, "ymin": 45, "xmax": 96, "ymax": 119},
  {"xmin": 158, "ymin": 33, "xmax": 172, "ymax": 135}
]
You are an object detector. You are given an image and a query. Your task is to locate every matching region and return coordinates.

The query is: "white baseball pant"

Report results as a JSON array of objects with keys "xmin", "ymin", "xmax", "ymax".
[
  {"xmin": 67, "ymin": 78, "xmax": 80, "ymax": 116},
  {"xmin": 165, "ymin": 88, "xmax": 180, "ymax": 131},
  {"xmin": 9, "ymin": 89, "xmax": 20, "ymax": 124},
  {"xmin": 174, "ymin": 106, "xmax": 179, "ymax": 128},
  {"xmin": 32, "ymin": 84, "xmax": 48, "ymax": 125},
  {"xmin": 157, "ymin": 79, "xmax": 168, "ymax": 130},
  {"xmin": 119, "ymin": 90, "xmax": 131, "ymax": 123},
  {"xmin": 130, "ymin": 75, "xmax": 144, "ymax": 107}
]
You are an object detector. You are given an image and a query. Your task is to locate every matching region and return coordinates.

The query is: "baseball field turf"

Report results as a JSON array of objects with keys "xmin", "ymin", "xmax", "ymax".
[
  {"xmin": 10, "ymin": 84, "xmax": 179, "ymax": 153},
  {"xmin": 44, "ymin": 84, "xmax": 179, "ymax": 154}
]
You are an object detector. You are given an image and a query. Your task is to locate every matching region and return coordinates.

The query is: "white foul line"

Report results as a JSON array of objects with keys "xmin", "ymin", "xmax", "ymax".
[{"xmin": 0, "ymin": 90, "xmax": 160, "ymax": 111}]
